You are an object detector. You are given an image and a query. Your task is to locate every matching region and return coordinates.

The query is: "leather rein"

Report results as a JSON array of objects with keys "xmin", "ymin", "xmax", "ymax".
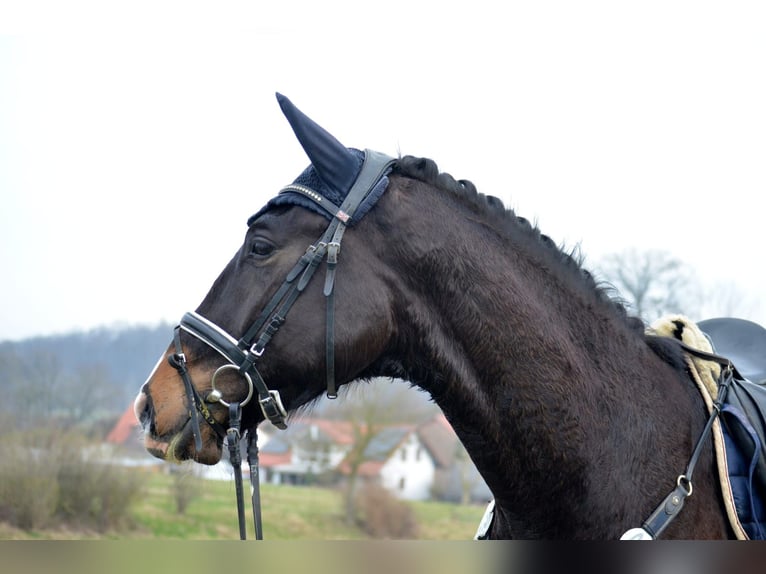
[
  {"xmin": 475, "ymin": 342, "xmax": 746, "ymax": 540},
  {"xmin": 620, "ymin": 342, "xmax": 744, "ymax": 540},
  {"xmin": 166, "ymin": 150, "xmax": 395, "ymax": 540}
]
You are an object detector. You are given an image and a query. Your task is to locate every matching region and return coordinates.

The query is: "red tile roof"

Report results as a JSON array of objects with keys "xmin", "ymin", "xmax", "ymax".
[
  {"xmin": 106, "ymin": 404, "xmax": 140, "ymax": 444},
  {"xmin": 259, "ymin": 451, "xmax": 292, "ymax": 467},
  {"xmin": 355, "ymin": 460, "xmax": 385, "ymax": 477},
  {"xmin": 304, "ymin": 418, "xmax": 359, "ymax": 445}
]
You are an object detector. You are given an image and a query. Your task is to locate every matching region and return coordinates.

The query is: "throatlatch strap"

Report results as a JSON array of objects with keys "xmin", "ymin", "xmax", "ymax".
[{"xmin": 323, "ymin": 224, "xmax": 345, "ymax": 399}]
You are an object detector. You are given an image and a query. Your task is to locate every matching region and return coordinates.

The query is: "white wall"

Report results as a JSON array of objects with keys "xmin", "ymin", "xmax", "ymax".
[{"xmin": 379, "ymin": 433, "xmax": 435, "ymax": 501}]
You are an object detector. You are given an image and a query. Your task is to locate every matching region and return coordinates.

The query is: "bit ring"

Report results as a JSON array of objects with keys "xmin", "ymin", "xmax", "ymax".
[{"xmin": 209, "ymin": 364, "xmax": 254, "ymax": 408}]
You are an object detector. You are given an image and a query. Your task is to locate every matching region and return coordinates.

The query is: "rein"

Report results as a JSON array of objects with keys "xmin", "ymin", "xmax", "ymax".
[
  {"xmin": 166, "ymin": 150, "xmax": 395, "ymax": 540},
  {"xmin": 476, "ymin": 342, "xmax": 746, "ymax": 541},
  {"xmin": 620, "ymin": 342, "xmax": 744, "ymax": 540}
]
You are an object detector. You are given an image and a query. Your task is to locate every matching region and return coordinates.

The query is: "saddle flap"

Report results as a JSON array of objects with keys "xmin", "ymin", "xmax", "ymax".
[
  {"xmin": 724, "ymin": 378, "xmax": 766, "ymax": 493},
  {"xmin": 698, "ymin": 317, "xmax": 766, "ymax": 384},
  {"xmin": 720, "ymin": 378, "xmax": 766, "ymax": 539}
]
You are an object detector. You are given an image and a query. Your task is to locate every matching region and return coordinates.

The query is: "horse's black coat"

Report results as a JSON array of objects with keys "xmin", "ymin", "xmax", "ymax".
[{"xmin": 138, "ymin": 97, "xmax": 732, "ymax": 539}]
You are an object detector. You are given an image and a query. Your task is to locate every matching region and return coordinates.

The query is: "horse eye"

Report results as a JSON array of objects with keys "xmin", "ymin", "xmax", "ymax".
[{"xmin": 250, "ymin": 239, "xmax": 275, "ymax": 258}]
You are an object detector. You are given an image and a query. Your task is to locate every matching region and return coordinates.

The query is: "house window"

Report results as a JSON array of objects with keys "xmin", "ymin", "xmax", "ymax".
[
  {"xmin": 399, "ymin": 477, "xmax": 406, "ymax": 491},
  {"xmin": 400, "ymin": 448, "xmax": 406, "ymax": 461},
  {"xmin": 415, "ymin": 447, "xmax": 422, "ymax": 461}
]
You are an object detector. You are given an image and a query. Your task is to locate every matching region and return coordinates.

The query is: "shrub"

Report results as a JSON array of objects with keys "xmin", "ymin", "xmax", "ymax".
[
  {"xmin": 55, "ymin": 438, "xmax": 144, "ymax": 531},
  {"xmin": 0, "ymin": 427, "xmax": 144, "ymax": 532},
  {"xmin": 355, "ymin": 483, "xmax": 419, "ymax": 539},
  {"xmin": 92, "ymin": 463, "xmax": 143, "ymax": 530},
  {"xmin": 171, "ymin": 464, "xmax": 202, "ymax": 515},
  {"xmin": 55, "ymin": 436, "xmax": 97, "ymax": 523},
  {"xmin": 0, "ymin": 443, "xmax": 58, "ymax": 530}
]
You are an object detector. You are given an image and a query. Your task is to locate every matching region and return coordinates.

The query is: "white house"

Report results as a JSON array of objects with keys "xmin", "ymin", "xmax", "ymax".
[
  {"xmin": 259, "ymin": 418, "xmax": 357, "ymax": 486},
  {"xmin": 259, "ymin": 419, "xmax": 441, "ymax": 501},
  {"xmin": 370, "ymin": 429, "xmax": 436, "ymax": 501},
  {"xmin": 106, "ymin": 405, "xmax": 490, "ymax": 503}
]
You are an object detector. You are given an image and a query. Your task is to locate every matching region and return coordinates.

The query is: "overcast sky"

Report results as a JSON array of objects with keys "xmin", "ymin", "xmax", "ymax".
[{"xmin": 1, "ymin": 1, "xmax": 764, "ymax": 341}]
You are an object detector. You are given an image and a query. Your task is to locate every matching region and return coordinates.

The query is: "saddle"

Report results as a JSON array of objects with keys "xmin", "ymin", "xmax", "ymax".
[
  {"xmin": 652, "ymin": 316, "xmax": 766, "ymax": 539},
  {"xmin": 698, "ymin": 318, "xmax": 766, "ymax": 539},
  {"xmin": 698, "ymin": 318, "xmax": 766, "ymax": 384}
]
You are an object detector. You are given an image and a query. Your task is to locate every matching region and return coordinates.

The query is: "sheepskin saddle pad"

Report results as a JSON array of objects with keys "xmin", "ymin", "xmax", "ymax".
[{"xmin": 651, "ymin": 315, "xmax": 766, "ymax": 539}]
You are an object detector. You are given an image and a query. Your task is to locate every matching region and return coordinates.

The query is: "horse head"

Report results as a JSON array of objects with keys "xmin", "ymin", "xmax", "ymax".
[
  {"xmin": 134, "ymin": 94, "xmax": 734, "ymax": 540},
  {"xmin": 135, "ymin": 94, "xmax": 400, "ymax": 464}
]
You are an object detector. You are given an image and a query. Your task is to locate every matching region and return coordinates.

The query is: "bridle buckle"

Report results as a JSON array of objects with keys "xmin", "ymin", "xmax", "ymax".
[
  {"xmin": 258, "ymin": 390, "xmax": 287, "ymax": 420},
  {"xmin": 249, "ymin": 343, "xmax": 265, "ymax": 357},
  {"xmin": 259, "ymin": 390, "xmax": 288, "ymax": 426}
]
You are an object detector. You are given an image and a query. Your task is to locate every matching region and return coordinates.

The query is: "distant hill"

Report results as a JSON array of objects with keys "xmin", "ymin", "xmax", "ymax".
[
  {"xmin": 0, "ymin": 322, "xmax": 439, "ymax": 426},
  {"xmin": 0, "ymin": 323, "xmax": 175, "ymax": 416}
]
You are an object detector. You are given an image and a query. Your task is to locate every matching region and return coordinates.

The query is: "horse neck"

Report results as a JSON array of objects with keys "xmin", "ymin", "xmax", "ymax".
[{"xmin": 376, "ymin": 182, "xmax": 712, "ymax": 538}]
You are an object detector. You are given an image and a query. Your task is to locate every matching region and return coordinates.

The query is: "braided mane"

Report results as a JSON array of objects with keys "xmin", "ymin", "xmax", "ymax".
[{"xmin": 391, "ymin": 155, "xmax": 648, "ymax": 337}]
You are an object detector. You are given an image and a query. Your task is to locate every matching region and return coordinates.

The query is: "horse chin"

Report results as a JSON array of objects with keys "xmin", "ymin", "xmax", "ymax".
[{"xmin": 145, "ymin": 421, "xmax": 223, "ymax": 466}]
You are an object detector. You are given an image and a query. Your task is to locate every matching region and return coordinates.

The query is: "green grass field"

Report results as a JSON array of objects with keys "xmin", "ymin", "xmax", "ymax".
[{"xmin": 0, "ymin": 470, "xmax": 486, "ymax": 540}]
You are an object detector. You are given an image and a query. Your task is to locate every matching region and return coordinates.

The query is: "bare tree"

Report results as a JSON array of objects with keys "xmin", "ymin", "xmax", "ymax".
[
  {"xmin": 318, "ymin": 378, "xmax": 437, "ymax": 423},
  {"xmin": 697, "ymin": 280, "xmax": 761, "ymax": 321},
  {"xmin": 321, "ymin": 379, "xmax": 436, "ymax": 524},
  {"xmin": 453, "ymin": 442, "xmax": 475, "ymax": 505},
  {"xmin": 0, "ymin": 346, "xmax": 28, "ymax": 427},
  {"xmin": 595, "ymin": 248, "xmax": 761, "ymax": 324},
  {"xmin": 595, "ymin": 248, "xmax": 701, "ymax": 322},
  {"xmin": 12, "ymin": 350, "xmax": 65, "ymax": 424},
  {"xmin": 59, "ymin": 364, "xmax": 117, "ymax": 425},
  {"xmin": 2, "ymin": 349, "xmax": 116, "ymax": 430}
]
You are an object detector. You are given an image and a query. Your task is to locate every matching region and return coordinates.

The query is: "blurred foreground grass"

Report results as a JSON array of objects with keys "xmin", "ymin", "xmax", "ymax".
[{"xmin": 0, "ymin": 469, "xmax": 485, "ymax": 540}]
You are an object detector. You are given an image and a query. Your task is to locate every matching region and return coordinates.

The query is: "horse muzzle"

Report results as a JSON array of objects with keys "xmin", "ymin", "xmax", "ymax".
[
  {"xmin": 135, "ymin": 388, "xmax": 225, "ymax": 464},
  {"xmin": 134, "ymin": 354, "xmax": 227, "ymax": 465}
]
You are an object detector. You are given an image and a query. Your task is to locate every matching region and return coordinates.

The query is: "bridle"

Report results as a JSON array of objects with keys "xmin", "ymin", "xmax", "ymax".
[{"xmin": 166, "ymin": 149, "xmax": 396, "ymax": 540}]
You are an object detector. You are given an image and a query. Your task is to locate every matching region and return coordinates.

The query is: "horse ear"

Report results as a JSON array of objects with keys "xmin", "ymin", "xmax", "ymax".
[{"xmin": 276, "ymin": 93, "xmax": 359, "ymax": 195}]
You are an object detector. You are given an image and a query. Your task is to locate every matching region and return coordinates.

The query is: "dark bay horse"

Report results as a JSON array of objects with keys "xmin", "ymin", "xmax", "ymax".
[{"xmin": 134, "ymin": 94, "xmax": 731, "ymax": 539}]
